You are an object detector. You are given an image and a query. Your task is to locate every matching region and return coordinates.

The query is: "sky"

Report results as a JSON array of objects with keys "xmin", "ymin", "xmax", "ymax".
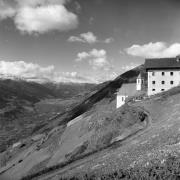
[{"xmin": 0, "ymin": 0, "xmax": 180, "ymax": 83}]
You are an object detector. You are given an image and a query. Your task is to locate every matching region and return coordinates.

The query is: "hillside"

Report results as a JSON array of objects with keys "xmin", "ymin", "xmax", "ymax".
[
  {"xmin": 0, "ymin": 65, "xmax": 146, "ymax": 180},
  {"xmin": 51, "ymin": 86, "xmax": 180, "ymax": 180},
  {"xmin": 0, "ymin": 79, "xmax": 95, "ymax": 153}
]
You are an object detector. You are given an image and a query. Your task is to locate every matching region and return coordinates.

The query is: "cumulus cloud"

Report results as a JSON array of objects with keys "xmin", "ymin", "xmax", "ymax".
[
  {"xmin": 0, "ymin": 1, "xmax": 16, "ymax": 20},
  {"xmin": 0, "ymin": 61, "xmax": 97, "ymax": 83},
  {"xmin": 0, "ymin": 61, "xmax": 54, "ymax": 79},
  {"xmin": 125, "ymin": 42, "xmax": 180, "ymax": 58},
  {"xmin": 68, "ymin": 32, "xmax": 98, "ymax": 44},
  {"xmin": 68, "ymin": 32, "xmax": 114, "ymax": 44},
  {"xmin": 0, "ymin": 0, "xmax": 78, "ymax": 34},
  {"xmin": 76, "ymin": 49, "xmax": 111, "ymax": 70}
]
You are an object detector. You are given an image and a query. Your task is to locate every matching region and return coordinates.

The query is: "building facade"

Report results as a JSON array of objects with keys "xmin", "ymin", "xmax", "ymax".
[
  {"xmin": 145, "ymin": 57, "xmax": 180, "ymax": 96},
  {"xmin": 116, "ymin": 94, "xmax": 128, "ymax": 108},
  {"xmin": 116, "ymin": 76, "xmax": 143, "ymax": 108}
]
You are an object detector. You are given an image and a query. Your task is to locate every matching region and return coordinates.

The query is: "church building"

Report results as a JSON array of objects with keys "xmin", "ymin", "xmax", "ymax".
[{"xmin": 116, "ymin": 73, "xmax": 144, "ymax": 108}]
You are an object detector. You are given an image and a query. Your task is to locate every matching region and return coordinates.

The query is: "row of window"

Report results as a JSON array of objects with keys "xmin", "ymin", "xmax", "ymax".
[
  {"xmin": 152, "ymin": 89, "xmax": 165, "ymax": 92},
  {"xmin": 152, "ymin": 72, "xmax": 174, "ymax": 76},
  {"xmin": 152, "ymin": 81, "xmax": 174, "ymax": 85}
]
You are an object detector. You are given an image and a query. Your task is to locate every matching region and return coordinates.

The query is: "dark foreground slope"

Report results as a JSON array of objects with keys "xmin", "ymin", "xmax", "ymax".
[{"xmin": 0, "ymin": 65, "xmax": 147, "ymax": 180}]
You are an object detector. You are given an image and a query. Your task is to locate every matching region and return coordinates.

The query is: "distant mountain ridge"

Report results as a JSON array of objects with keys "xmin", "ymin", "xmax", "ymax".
[{"xmin": 0, "ymin": 73, "xmax": 98, "ymax": 84}]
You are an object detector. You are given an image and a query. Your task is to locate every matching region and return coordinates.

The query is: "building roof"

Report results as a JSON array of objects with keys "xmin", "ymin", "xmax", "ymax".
[
  {"xmin": 137, "ymin": 72, "xmax": 144, "ymax": 79},
  {"xmin": 145, "ymin": 57, "xmax": 180, "ymax": 70},
  {"xmin": 117, "ymin": 83, "xmax": 137, "ymax": 96}
]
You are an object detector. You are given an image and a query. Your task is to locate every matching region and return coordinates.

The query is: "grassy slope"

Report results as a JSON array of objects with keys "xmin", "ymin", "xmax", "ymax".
[{"xmin": 46, "ymin": 86, "xmax": 180, "ymax": 180}]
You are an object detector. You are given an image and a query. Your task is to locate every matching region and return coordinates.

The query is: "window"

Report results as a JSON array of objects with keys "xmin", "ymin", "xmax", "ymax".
[
  {"xmin": 122, "ymin": 97, "xmax": 124, "ymax": 101},
  {"xmin": 162, "ymin": 72, "xmax": 165, "ymax": 76},
  {"xmin": 152, "ymin": 72, "xmax": 155, "ymax": 76},
  {"xmin": 152, "ymin": 89, "xmax": 155, "ymax": 91},
  {"xmin": 152, "ymin": 81, "xmax": 155, "ymax": 84},
  {"xmin": 161, "ymin": 89, "xmax": 165, "ymax": 91},
  {"xmin": 170, "ymin": 81, "xmax": 174, "ymax": 85},
  {"xmin": 170, "ymin": 72, "xmax": 173, "ymax": 76},
  {"xmin": 161, "ymin": 81, "xmax": 165, "ymax": 84}
]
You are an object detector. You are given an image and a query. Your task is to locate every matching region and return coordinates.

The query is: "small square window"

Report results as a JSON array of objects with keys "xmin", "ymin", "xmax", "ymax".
[
  {"xmin": 170, "ymin": 72, "xmax": 173, "ymax": 76},
  {"xmin": 152, "ymin": 81, "xmax": 155, "ymax": 84},
  {"xmin": 161, "ymin": 81, "xmax": 165, "ymax": 84},
  {"xmin": 170, "ymin": 81, "xmax": 174, "ymax": 85},
  {"xmin": 152, "ymin": 89, "xmax": 155, "ymax": 91},
  {"xmin": 162, "ymin": 72, "xmax": 165, "ymax": 76},
  {"xmin": 161, "ymin": 89, "xmax": 165, "ymax": 91},
  {"xmin": 152, "ymin": 72, "xmax": 155, "ymax": 76}
]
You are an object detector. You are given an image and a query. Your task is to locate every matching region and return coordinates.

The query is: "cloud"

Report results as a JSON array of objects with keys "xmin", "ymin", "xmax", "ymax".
[
  {"xmin": 121, "ymin": 62, "xmax": 139, "ymax": 71},
  {"xmin": 68, "ymin": 32, "xmax": 97, "ymax": 44},
  {"xmin": 0, "ymin": 61, "xmax": 54, "ymax": 79},
  {"xmin": 125, "ymin": 42, "xmax": 180, "ymax": 58},
  {"xmin": 0, "ymin": 0, "xmax": 78, "ymax": 34},
  {"xmin": 76, "ymin": 49, "xmax": 111, "ymax": 70},
  {"xmin": 104, "ymin": 38, "xmax": 114, "ymax": 44},
  {"xmin": 14, "ymin": 0, "xmax": 68, "ymax": 7},
  {"xmin": 0, "ymin": 2, "xmax": 16, "ymax": 19},
  {"xmin": 0, "ymin": 61, "xmax": 97, "ymax": 83},
  {"xmin": 76, "ymin": 52, "xmax": 90, "ymax": 61},
  {"xmin": 68, "ymin": 32, "xmax": 114, "ymax": 44}
]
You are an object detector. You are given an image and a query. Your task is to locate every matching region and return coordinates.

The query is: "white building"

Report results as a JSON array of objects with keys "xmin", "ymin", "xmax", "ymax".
[
  {"xmin": 116, "ymin": 77, "xmax": 143, "ymax": 108},
  {"xmin": 136, "ymin": 73, "xmax": 144, "ymax": 91},
  {"xmin": 145, "ymin": 57, "xmax": 180, "ymax": 96}
]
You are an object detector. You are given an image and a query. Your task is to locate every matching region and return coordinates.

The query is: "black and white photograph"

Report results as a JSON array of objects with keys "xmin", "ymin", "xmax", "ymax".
[{"xmin": 0, "ymin": 0, "xmax": 180, "ymax": 179}]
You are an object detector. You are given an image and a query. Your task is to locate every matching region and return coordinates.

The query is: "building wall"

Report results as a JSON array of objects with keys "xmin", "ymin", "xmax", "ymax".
[
  {"xmin": 148, "ymin": 69, "xmax": 180, "ymax": 96},
  {"xmin": 136, "ymin": 78, "xmax": 144, "ymax": 91},
  {"xmin": 116, "ymin": 95, "xmax": 128, "ymax": 108}
]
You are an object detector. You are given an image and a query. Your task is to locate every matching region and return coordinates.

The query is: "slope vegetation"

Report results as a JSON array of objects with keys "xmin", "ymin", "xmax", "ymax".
[{"xmin": 44, "ymin": 86, "xmax": 180, "ymax": 180}]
